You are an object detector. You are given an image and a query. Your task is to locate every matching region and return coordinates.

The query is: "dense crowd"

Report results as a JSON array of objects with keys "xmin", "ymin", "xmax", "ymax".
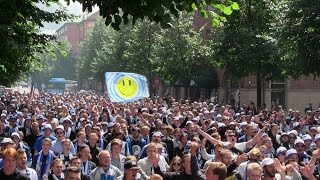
[{"xmin": 0, "ymin": 91, "xmax": 319, "ymax": 180}]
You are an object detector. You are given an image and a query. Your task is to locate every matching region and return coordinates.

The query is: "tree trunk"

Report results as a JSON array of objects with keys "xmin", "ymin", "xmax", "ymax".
[{"xmin": 256, "ymin": 72, "xmax": 262, "ymax": 108}]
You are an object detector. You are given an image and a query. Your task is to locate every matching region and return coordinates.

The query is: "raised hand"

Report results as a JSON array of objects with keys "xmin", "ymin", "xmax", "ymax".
[
  {"xmin": 236, "ymin": 153, "xmax": 248, "ymax": 165},
  {"xmin": 151, "ymin": 153, "xmax": 160, "ymax": 167},
  {"xmin": 190, "ymin": 142, "xmax": 199, "ymax": 156},
  {"xmin": 274, "ymin": 158, "xmax": 286, "ymax": 174}
]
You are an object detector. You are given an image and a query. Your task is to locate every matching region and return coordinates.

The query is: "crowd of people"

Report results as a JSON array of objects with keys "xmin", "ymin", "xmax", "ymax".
[{"xmin": 0, "ymin": 90, "xmax": 320, "ymax": 180}]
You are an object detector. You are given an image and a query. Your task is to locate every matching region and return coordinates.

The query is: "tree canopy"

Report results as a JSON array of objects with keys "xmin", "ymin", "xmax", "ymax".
[
  {"xmin": 69, "ymin": 0, "xmax": 240, "ymax": 30},
  {"xmin": 0, "ymin": 0, "xmax": 71, "ymax": 86}
]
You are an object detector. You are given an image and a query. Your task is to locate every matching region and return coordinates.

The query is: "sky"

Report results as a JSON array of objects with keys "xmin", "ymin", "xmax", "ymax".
[{"xmin": 38, "ymin": 0, "xmax": 99, "ymax": 34}]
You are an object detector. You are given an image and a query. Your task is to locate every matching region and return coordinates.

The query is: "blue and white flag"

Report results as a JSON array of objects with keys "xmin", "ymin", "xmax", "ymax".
[{"xmin": 105, "ymin": 72, "xmax": 149, "ymax": 102}]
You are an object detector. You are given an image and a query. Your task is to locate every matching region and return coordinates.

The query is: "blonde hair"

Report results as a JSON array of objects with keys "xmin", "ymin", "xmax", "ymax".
[
  {"xmin": 247, "ymin": 162, "xmax": 262, "ymax": 173},
  {"xmin": 149, "ymin": 174, "xmax": 163, "ymax": 180}
]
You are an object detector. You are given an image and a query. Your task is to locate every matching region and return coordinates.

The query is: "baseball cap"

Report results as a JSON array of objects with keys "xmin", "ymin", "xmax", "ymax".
[
  {"xmin": 36, "ymin": 115, "xmax": 45, "ymax": 120},
  {"xmin": 276, "ymin": 147, "xmax": 287, "ymax": 155},
  {"xmin": 152, "ymin": 131, "xmax": 164, "ymax": 137},
  {"xmin": 286, "ymin": 149, "xmax": 297, "ymax": 159},
  {"xmin": 186, "ymin": 121, "xmax": 194, "ymax": 126},
  {"xmin": 1, "ymin": 138, "xmax": 14, "ymax": 145},
  {"xmin": 302, "ymin": 134, "xmax": 312, "ymax": 141},
  {"xmin": 9, "ymin": 115, "xmax": 17, "ymax": 121},
  {"xmin": 11, "ymin": 132, "xmax": 21, "ymax": 140},
  {"xmin": 124, "ymin": 160, "xmax": 140, "ymax": 170},
  {"xmin": 261, "ymin": 158, "xmax": 274, "ymax": 168},
  {"xmin": 62, "ymin": 117, "xmax": 73, "ymax": 124},
  {"xmin": 55, "ymin": 125, "xmax": 64, "ymax": 132},
  {"xmin": 315, "ymin": 134, "xmax": 320, "ymax": 142},
  {"xmin": 43, "ymin": 124, "xmax": 53, "ymax": 131},
  {"xmin": 288, "ymin": 130, "xmax": 298, "ymax": 136}
]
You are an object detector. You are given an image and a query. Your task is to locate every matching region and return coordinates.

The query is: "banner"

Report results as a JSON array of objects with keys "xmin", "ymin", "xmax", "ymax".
[{"xmin": 105, "ymin": 72, "xmax": 149, "ymax": 102}]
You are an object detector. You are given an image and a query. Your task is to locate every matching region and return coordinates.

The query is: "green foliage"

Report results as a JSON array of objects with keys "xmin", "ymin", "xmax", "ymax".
[
  {"xmin": 78, "ymin": 13, "xmax": 212, "ymax": 86},
  {"xmin": 212, "ymin": 0, "xmax": 283, "ymax": 80},
  {"xmin": 69, "ymin": 0, "xmax": 239, "ymax": 30},
  {"xmin": 0, "ymin": 0, "xmax": 72, "ymax": 86},
  {"xmin": 35, "ymin": 40, "xmax": 76, "ymax": 87},
  {"xmin": 280, "ymin": 0, "xmax": 320, "ymax": 78}
]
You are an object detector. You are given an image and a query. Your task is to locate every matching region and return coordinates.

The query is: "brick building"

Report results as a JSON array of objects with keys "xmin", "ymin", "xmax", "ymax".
[
  {"xmin": 192, "ymin": 12, "xmax": 320, "ymax": 113},
  {"xmin": 54, "ymin": 11, "xmax": 99, "ymax": 55}
]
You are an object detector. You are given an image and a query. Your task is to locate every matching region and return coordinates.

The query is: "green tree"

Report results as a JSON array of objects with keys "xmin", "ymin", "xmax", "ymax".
[
  {"xmin": 0, "ymin": 0, "xmax": 71, "ymax": 86},
  {"xmin": 280, "ymin": 0, "xmax": 320, "ymax": 77},
  {"xmin": 71, "ymin": 0, "xmax": 240, "ymax": 30},
  {"xmin": 34, "ymin": 40, "xmax": 75, "ymax": 90},
  {"xmin": 212, "ymin": 0, "xmax": 282, "ymax": 107},
  {"xmin": 153, "ymin": 13, "xmax": 212, "ymax": 85}
]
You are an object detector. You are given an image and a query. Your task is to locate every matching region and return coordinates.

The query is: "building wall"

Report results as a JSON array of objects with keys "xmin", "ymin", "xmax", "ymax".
[
  {"xmin": 66, "ymin": 24, "xmax": 80, "ymax": 53},
  {"xmin": 287, "ymin": 89, "xmax": 320, "ymax": 112}
]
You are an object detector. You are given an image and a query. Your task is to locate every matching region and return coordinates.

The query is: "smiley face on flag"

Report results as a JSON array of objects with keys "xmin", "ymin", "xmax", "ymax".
[
  {"xmin": 115, "ymin": 76, "xmax": 138, "ymax": 99},
  {"xmin": 105, "ymin": 72, "xmax": 150, "ymax": 102}
]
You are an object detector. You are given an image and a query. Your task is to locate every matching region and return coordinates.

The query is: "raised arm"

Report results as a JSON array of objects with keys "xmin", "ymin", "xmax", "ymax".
[
  {"xmin": 246, "ymin": 124, "xmax": 268, "ymax": 148},
  {"xmin": 190, "ymin": 142, "xmax": 206, "ymax": 180},
  {"xmin": 195, "ymin": 125, "xmax": 222, "ymax": 146}
]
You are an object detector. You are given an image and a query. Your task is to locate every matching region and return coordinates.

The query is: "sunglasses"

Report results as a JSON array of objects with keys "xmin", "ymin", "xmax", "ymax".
[
  {"xmin": 56, "ymin": 131, "xmax": 64, "ymax": 134},
  {"xmin": 261, "ymin": 150, "xmax": 268, "ymax": 154},
  {"xmin": 173, "ymin": 163, "xmax": 181, "ymax": 166},
  {"xmin": 278, "ymin": 152, "xmax": 286, "ymax": 156},
  {"xmin": 228, "ymin": 135, "xmax": 236, "ymax": 137},
  {"xmin": 295, "ymin": 145, "xmax": 305, "ymax": 148}
]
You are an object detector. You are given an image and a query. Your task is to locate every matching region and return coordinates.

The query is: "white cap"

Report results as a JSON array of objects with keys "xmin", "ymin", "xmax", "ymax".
[
  {"xmin": 294, "ymin": 138, "xmax": 304, "ymax": 145},
  {"xmin": 186, "ymin": 121, "xmax": 194, "ymax": 126},
  {"xmin": 288, "ymin": 130, "xmax": 298, "ymax": 136},
  {"xmin": 286, "ymin": 149, "xmax": 297, "ymax": 158},
  {"xmin": 62, "ymin": 117, "xmax": 73, "ymax": 124},
  {"xmin": 315, "ymin": 134, "xmax": 320, "ymax": 142},
  {"xmin": 240, "ymin": 122, "xmax": 248, "ymax": 127},
  {"xmin": 43, "ymin": 124, "xmax": 53, "ymax": 131},
  {"xmin": 261, "ymin": 158, "xmax": 274, "ymax": 168},
  {"xmin": 216, "ymin": 114, "xmax": 222, "ymax": 118},
  {"xmin": 302, "ymin": 134, "xmax": 312, "ymax": 141},
  {"xmin": 235, "ymin": 113, "xmax": 240, "ymax": 117},
  {"xmin": 11, "ymin": 132, "xmax": 20, "ymax": 140},
  {"xmin": 217, "ymin": 123, "xmax": 226, "ymax": 128},
  {"xmin": 55, "ymin": 125, "xmax": 64, "ymax": 131},
  {"xmin": 17, "ymin": 112, "xmax": 23, "ymax": 116},
  {"xmin": 153, "ymin": 131, "xmax": 164, "ymax": 137},
  {"xmin": 276, "ymin": 147, "xmax": 287, "ymax": 155},
  {"xmin": 1, "ymin": 138, "xmax": 14, "ymax": 145}
]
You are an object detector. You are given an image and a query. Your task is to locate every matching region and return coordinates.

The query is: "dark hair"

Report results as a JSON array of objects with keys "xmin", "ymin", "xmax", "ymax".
[{"xmin": 65, "ymin": 166, "xmax": 81, "ymax": 178}]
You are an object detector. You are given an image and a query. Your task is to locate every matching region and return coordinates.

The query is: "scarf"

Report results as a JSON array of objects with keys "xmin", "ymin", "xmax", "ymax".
[
  {"xmin": 59, "ymin": 153, "xmax": 73, "ymax": 169},
  {"xmin": 81, "ymin": 160, "xmax": 93, "ymax": 175},
  {"xmin": 36, "ymin": 150, "xmax": 54, "ymax": 180},
  {"xmin": 64, "ymin": 127, "xmax": 71, "ymax": 139},
  {"xmin": 99, "ymin": 138, "xmax": 104, "ymax": 149},
  {"xmin": 99, "ymin": 166, "xmax": 114, "ymax": 180},
  {"xmin": 50, "ymin": 171, "xmax": 65, "ymax": 180}
]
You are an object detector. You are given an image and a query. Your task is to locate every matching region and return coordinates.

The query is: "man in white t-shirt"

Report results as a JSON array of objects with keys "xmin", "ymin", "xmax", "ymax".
[
  {"xmin": 137, "ymin": 142, "xmax": 168, "ymax": 175},
  {"xmin": 16, "ymin": 148, "xmax": 37, "ymax": 180}
]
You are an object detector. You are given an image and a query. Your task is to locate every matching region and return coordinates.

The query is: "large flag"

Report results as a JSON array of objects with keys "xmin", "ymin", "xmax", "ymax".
[{"xmin": 105, "ymin": 72, "xmax": 149, "ymax": 102}]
